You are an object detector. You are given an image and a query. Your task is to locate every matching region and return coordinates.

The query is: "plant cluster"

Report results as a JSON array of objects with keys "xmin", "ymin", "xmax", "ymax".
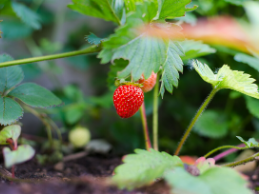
[{"xmin": 1, "ymin": 0, "xmax": 259, "ymax": 193}]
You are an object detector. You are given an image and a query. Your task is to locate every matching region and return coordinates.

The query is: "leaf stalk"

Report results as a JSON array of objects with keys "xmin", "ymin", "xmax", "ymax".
[
  {"xmin": 153, "ymin": 72, "xmax": 160, "ymax": 151},
  {"xmin": 0, "ymin": 45, "xmax": 101, "ymax": 68},
  {"xmin": 174, "ymin": 88, "xmax": 218, "ymax": 155},
  {"xmin": 224, "ymin": 152, "xmax": 259, "ymax": 167},
  {"xmin": 140, "ymin": 103, "xmax": 152, "ymax": 150},
  {"xmin": 204, "ymin": 145, "xmax": 248, "ymax": 158}
]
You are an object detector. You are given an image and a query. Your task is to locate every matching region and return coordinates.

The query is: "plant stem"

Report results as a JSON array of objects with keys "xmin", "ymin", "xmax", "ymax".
[
  {"xmin": 213, "ymin": 143, "xmax": 245, "ymax": 161},
  {"xmin": 0, "ymin": 45, "xmax": 101, "ymax": 68},
  {"xmin": 174, "ymin": 88, "xmax": 218, "ymax": 155},
  {"xmin": 204, "ymin": 145, "xmax": 248, "ymax": 158},
  {"xmin": 153, "ymin": 72, "xmax": 160, "ymax": 151},
  {"xmin": 140, "ymin": 103, "xmax": 152, "ymax": 150},
  {"xmin": 23, "ymin": 105, "xmax": 53, "ymax": 145},
  {"xmin": 224, "ymin": 152, "xmax": 259, "ymax": 167},
  {"xmin": 6, "ymin": 139, "xmax": 17, "ymax": 178}
]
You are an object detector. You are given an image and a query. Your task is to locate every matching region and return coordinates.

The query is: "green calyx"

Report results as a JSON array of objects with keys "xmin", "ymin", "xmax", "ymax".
[{"xmin": 114, "ymin": 79, "xmax": 143, "ymax": 88}]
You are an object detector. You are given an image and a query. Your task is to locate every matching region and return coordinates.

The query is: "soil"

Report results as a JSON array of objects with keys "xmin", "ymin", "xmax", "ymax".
[{"xmin": 0, "ymin": 153, "xmax": 171, "ymax": 194}]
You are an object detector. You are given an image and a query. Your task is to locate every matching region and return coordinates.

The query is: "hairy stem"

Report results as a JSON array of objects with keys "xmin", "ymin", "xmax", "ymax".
[
  {"xmin": 140, "ymin": 103, "xmax": 152, "ymax": 150},
  {"xmin": 213, "ymin": 143, "xmax": 245, "ymax": 161},
  {"xmin": 204, "ymin": 145, "xmax": 248, "ymax": 158},
  {"xmin": 153, "ymin": 72, "xmax": 160, "ymax": 151},
  {"xmin": 0, "ymin": 45, "xmax": 101, "ymax": 68},
  {"xmin": 224, "ymin": 152, "xmax": 259, "ymax": 167},
  {"xmin": 174, "ymin": 88, "xmax": 218, "ymax": 155}
]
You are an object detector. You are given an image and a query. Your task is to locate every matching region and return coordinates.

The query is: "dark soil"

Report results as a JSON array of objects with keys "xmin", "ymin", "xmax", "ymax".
[{"xmin": 0, "ymin": 153, "xmax": 171, "ymax": 194}]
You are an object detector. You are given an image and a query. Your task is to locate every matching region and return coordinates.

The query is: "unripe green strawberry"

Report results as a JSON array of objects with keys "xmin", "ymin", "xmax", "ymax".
[
  {"xmin": 138, "ymin": 72, "xmax": 157, "ymax": 92},
  {"xmin": 69, "ymin": 127, "xmax": 91, "ymax": 148},
  {"xmin": 113, "ymin": 85, "xmax": 144, "ymax": 118}
]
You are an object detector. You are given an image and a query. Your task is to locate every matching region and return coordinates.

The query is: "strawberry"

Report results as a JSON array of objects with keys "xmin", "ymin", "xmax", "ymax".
[
  {"xmin": 113, "ymin": 85, "xmax": 144, "ymax": 118},
  {"xmin": 138, "ymin": 72, "xmax": 157, "ymax": 93}
]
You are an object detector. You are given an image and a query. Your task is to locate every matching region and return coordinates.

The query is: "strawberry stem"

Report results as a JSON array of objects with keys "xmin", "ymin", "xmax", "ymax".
[
  {"xmin": 153, "ymin": 72, "xmax": 160, "ymax": 151},
  {"xmin": 204, "ymin": 145, "xmax": 247, "ymax": 159},
  {"xmin": 140, "ymin": 103, "xmax": 152, "ymax": 150},
  {"xmin": 174, "ymin": 88, "xmax": 218, "ymax": 155}
]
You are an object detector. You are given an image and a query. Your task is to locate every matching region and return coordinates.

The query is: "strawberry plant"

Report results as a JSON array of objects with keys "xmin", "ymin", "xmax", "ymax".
[{"xmin": 1, "ymin": 0, "xmax": 259, "ymax": 193}]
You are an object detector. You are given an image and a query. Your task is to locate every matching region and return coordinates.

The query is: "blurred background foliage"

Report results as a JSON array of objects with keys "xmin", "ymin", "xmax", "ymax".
[{"xmin": 1, "ymin": 0, "xmax": 259, "ymax": 161}]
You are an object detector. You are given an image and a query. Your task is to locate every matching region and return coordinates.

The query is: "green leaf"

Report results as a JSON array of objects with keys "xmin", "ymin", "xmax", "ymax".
[
  {"xmin": 177, "ymin": 12, "xmax": 197, "ymax": 25},
  {"xmin": 11, "ymin": 2, "xmax": 41, "ymax": 30},
  {"xmin": 68, "ymin": 0, "xmax": 124, "ymax": 25},
  {"xmin": 160, "ymin": 41, "xmax": 184, "ymax": 97},
  {"xmin": 98, "ymin": 1, "xmax": 158, "ymax": 63},
  {"xmin": 85, "ymin": 33, "xmax": 104, "ymax": 45},
  {"xmin": 244, "ymin": 1, "xmax": 259, "ymax": 27},
  {"xmin": 165, "ymin": 167, "xmax": 252, "ymax": 194},
  {"xmin": 99, "ymin": 2, "xmax": 184, "ymax": 96},
  {"xmin": 159, "ymin": 0, "xmax": 198, "ymax": 20},
  {"xmin": 112, "ymin": 148, "xmax": 183, "ymax": 190},
  {"xmin": 107, "ymin": 58, "xmax": 128, "ymax": 90},
  {"xmin": 0, "ymin": 125, "xmax": 21, "ymax": 145},
  {"xmin": 3, "ymin": 145, "xmax": 35, "ymax": 168},
  {"xmin": 193, "ymin": 60, "xmax": 259, "ymax": 99},
  {"xmin": 236, "ymin": 136, "xmax": 259, "ymax": 147},
  {"xmin": 180, "ymin": 40, "xmax": 216, "ymax": 61},
  {"xmin": 225, "ymin": 0, "xmax": 250, "ymax": 6},
  {"xmin": 0, "ymin": 54, "xmax": 24, "ymax": 93},
  {"xmin": 64, "ymin": 103, "xmax": 86, "ymax": 124},
  {"xmin": 124, "ymin": 0, "xmax": 144, "ymax": 12},
  {"xmin": 0, "ymin": 20, "xmax": 33, "ymax": 40},
  {"xmin": 0, "ymin": 96, "xmax": 23, "ymax": 126},
  {"xmin": 234, "ymin": 53, "xmax": 259, "ymax": 72},
  {"xmin": 245, "ymin": 96, "xmax": 259, "ymax": 118},
  {"xmin": 194, "ymin": 110, "xmax": 229, "ymax": 138},
  {"xmin": 9, "ymin": 83, "xmax": 62, "ymax": 108}
]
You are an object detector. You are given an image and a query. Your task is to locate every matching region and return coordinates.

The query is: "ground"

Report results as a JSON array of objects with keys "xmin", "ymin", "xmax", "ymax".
[{"xmin": 0, "ymin": 153, "xmax": 171, "ymax": 194}]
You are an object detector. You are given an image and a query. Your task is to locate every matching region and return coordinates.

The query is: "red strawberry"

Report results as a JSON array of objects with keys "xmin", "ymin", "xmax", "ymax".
[
  {"xmin": 113, "ymin": 85, "xmax": 144, "ymax": 118},
  {"xmin": 138, "ymin": 72, "xmax": 157, "ymax": 93}
]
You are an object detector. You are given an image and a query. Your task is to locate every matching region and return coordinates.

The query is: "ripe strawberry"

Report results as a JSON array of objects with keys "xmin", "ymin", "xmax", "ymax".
[
  {"xmin": 138, "ymin": 72, "xmax": 157, "ymax": 93},
  {"xmin": 113, "ymin": 85, "xmax": 144, "ymax": 118}
]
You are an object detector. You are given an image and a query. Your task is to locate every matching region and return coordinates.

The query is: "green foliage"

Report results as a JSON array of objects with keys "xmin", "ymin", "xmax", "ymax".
[
  {"xmin": 194, "ymin": 110, "xmax": 229, "ymax": 138},
  {"xmin": 107, "ymin": 58, "xmax": 128, "ymax": 90},
  {"xmin": 11, "ymin": 2, "xmax": 41, "ymax": 29},
  {"xmin": 68, "ymin": 0, "xmax": 124, "ymax": 24},
  {"xmin": 39, "ymin": 38, "xmax": 62, "ymax": 54},
  {"xmin": 112, "ymin": 149, "xmax": 183, "ymax": 189},
  {"xmin": 158, "ymin": 0, "xmax": 197, "ymax": 20},
  {"xmin": 0, "ymin": 125, "xmax": 21, "ymax": 145},
  {"xmin": 0, "ymin": 54, "xmax": 62, "ymax": 125},
  {"xmin": 177, "ymin": 12, "xmax": 197, "ymax": 25},
  {"xmin": 236, "ymin": 136, "xmax": 259, "ymax": 147},
  {"xmin": 3, "ymin": 145, "xmax": 35, "ymax": 168},
  {"xmin": 124, "ymin": 0, "xmax": 145, "ymax": 13},
  {"xmin": 165, "ymin": 167, "xmax": 252, "ymax": 194},
  {"xmin": 234, "ymin": 53, "xmax": 259, "ymax": 72},
  {"xmin": 9, "ymin": 83, "xmax": 62, "ymax": 108},
  {"xmin": 0, "ymin": 21, "xmax": 33, "ymax": 40},
  {"xmin": 245, "ymin": 96, "xmax": 259, "ymax": 118},
  {"xmin": 224, "ymin": 0, "xmax": 250, "ymax": 6},
  {"xmin": 64, "ymin": 103, "xmax": 87, "ymax": 124},
  {"xmin": 160, "ymin": 41, "xmax": 184, "ymax": 97},
  {"xmin": 0, "ymin": 96, "xmax": 23, "ymax": 125},
  {"xmin": 180, "ymin": 40, "xmax": 216, "ymax": 61},
  {"xmin": 85, "ymin": 33, "xmax": 104, "ymax": 45},
  {"xmin": 244, "ymin": 1, "xmax": 259, "ymax": 27},
  {"xmin": 98, "ymin": 0, "xmax": 200, "ymax": 96},
  {"xmin": 0, "ymin": 54, "xmax": 24, "ymax": 93},
  {"xmin": 193, "ymin": 60, "xmax": 259, "ymax": 99}
]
